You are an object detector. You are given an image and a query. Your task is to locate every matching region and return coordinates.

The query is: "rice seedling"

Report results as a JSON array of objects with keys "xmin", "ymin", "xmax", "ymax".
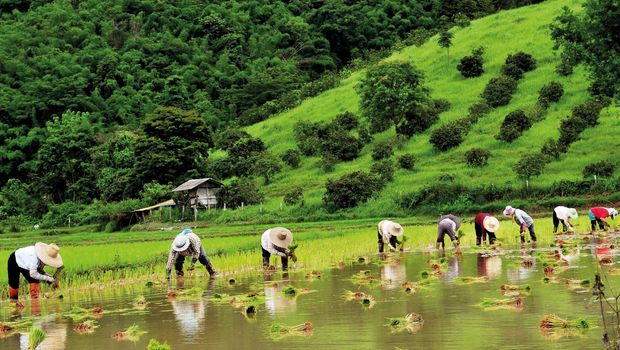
[
  {"xmin": 520, "ymin": 258, "xmax": 535, "ymax": 268},
  {"xmin": 147, "ymin": 339, "xmax": 171, "ymax": 350},
  {"xmin": 28, "ymin": 326, "xmax": 46, "ymax": 350},
  {"xmin": 360, "ymin": 295, "xmax": 376, "ymax": 308},
  {"xmin": 269, "ymin": 321, "xmax": 314, "ymax": 340},
  {"xmin": 598, "ymin": 256, "xmax": 613, "ymax": 266},
  {"xmin": 305, "ymin": 271, "xmax": 321, "ymax": 281},
  {"xmin": 175, "ymin": 287, "xmax": 204, "ymax": 300},
  {"xmin": 63, "ymin": 306, "xmax": 105, "ymax": 322},
  {"xmin": 539, "ymin": 314, "xmax": 590, "ymax": 329},
  {"xmin": 542, "ymin": 276, "xmax": 560, "ymax": 284},
  {"xmin": 112, "ymin": 324, "xmax": 147, "ymax": 342},
  {"xmin": 565, "ymin": 279, "xmax": 590, "ymax": 292},
  {"xmin": 351, "ymin": 270, "xmax": 379, "ymax": 285},
  {"xmin": 133, "ymin": 295, "xmax": 147, "ymax": 309},
  {"xmin": 457, "ymin": 276, "xmax": 490, "ymax": 285},
  {"xmin": 478, "ymin": 297, "xmax": 524, "ymax": 311},
  {"xmin": 343, "ymin": 290, "xmax": 367, "ymax": 301},
  {"xmin": 73, "ymin": 320, "xmax": 99, "ymax": 334},
  {"xmin": 385, "ymin": 313, "xmax": 424, "ymax": 333},
  {"xmin": 282, "ymin": 286, "xmax": 315, "ymax": 297},
  {"xmin": 500, "ymin": 284, "xmax": 531, "ymax": 297},
  {"xmin": 0, "ymin": 320, "xmax": 32, "ymax": 338},
  {"xmin": 606, "ymin": 268, "xmax": 620, "ymax": 275},
  {"xmin": 402, "ymin": 281, "xmax": 419, "ymax": 294}
]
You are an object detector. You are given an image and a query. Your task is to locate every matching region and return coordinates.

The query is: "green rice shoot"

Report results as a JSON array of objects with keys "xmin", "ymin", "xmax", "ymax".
[
  {"xmin": 28, "ymin": 326, "xmax": 46, "ymax": 350},
  {"xmin": 147, "ymin": 338, "xmax": 171, "ymax": 350}
]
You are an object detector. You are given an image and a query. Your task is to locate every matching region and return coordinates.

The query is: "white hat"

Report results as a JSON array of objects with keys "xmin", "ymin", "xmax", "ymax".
[
  {"xmin": 503, "ymin": 206, "xmax": 515, "ymax": 216},
  {"xmin": 483, "ymin": 216, "xmax": 500, "ymax": 233},
  {"xmin": 172, "ymin": 234, "xmax": 191, "ymax": 252},
  {"xmin": 269, "ymin": 227, "xmax": 293, "ymax": 248},
  {"xmin": 568, "ymin": 208, "xmax": 578, "ymax": 219},
  {"xmin": 610, "ymin": 208, "xmax": 618, "ymax": 219},
  {"xmin": 387, "ymin": 222, "xmax": 404, "ymax": 237},
  {"xmin": 34, "ymin": 243, "xmax": 63, "ymax": 268}
]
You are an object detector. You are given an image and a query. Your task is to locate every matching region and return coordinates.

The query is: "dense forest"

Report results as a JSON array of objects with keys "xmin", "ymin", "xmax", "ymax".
[{"xmin": 3, "ymin": 0, "xmax": 615, "ymax": 228}]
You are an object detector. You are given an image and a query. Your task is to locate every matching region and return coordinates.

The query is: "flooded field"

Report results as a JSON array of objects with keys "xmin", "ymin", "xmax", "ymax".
[{"xmin": 1, "ymin": 237, "xmax": 616, "ymax": 349}]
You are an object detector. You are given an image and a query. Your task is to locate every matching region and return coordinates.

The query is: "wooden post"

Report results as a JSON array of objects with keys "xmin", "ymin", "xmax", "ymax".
[
  {"xmin": 241, "ymin": 202, "xmax": 244, "ymax": 210},
  {"xmin": 223, "ymin": 203, "xmax": 227, "ymax": 211},
  {"xmin": 594, "ymin": 174, "xmax": 598, "ymax": 184}
]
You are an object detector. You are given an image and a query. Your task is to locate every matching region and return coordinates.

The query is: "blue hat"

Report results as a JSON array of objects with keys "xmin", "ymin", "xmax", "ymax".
[{"xmin": 181, "ymin": 228, "xmax": 193, "ymax": 235}]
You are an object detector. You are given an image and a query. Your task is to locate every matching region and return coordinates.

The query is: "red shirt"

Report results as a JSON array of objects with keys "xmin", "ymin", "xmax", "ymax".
[
  {"xmin": 591, "ymin": 207, "xmax": 610, "ymax": 219},
  {"xmin": 475, "ymin": 213, "xmax": 492, "ymax": 227}
]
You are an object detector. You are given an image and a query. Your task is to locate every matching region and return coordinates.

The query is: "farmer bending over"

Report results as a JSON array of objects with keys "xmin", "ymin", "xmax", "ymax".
[
  {"xmin": 553, "ymin": 206, "xmax": 578, "ymax": 233},
  {"xmin": 7, "ymin": 243, "xmax": 63, "ymax": 301},
  {"xmin": 261, "ymin": 227, "xmax": 297, "ymax": 271},
  {"xmin": 588, "ymin": 207, "xmax": 618, "ymax": 232},
  {"xmin": 503, "ymin": 206, "xmax": 537, "ymax": 243},
  {"xmin": 474, "ymin": 213, "xmax": 500, "ymax": 246},
  {"xmin": 166, "ymin": 229, "xmax": 217, "ymax": 279},
  {"xmin": 436, "ymin": 214, "xmax": 461, "ymax": 251},
  {"xmin": 377, "ymin": 220, "xmax": 404, "ymax": 253}
]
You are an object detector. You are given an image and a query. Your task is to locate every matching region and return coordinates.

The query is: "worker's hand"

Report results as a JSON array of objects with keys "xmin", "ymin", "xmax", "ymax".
[
  {"xmin": 290, "ymin": 252, "xmax": 298, "ymax": 263},
  {"xmin": 188, "ymin": 264, "xmax": 195, "ymax": 272},
  {"xmin": 51, "ymin": 280, "xmax": 60, "ymax": 290}
]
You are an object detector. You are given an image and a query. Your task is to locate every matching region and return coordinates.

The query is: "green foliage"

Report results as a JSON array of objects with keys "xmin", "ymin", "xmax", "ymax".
[
  {"xmin": 513, "ymin": 154, "xmax": 547, "ymax": 181},
  {"xmin": 318, "ymin": 154, "xmax": 337, "ymax": 173},
  {"xmin": 583, "ymin": 161, "xmax": 615, "ymax": 179},
  {"xmin": 0, "ymin": 179, "xmax": 38, "ymax": 220},
  {"xmin": 214, "ymin": 129, "xmax": 251, "ymax": 151},
  {"xmin": 429, "ymin": 119, "xmax": 470, "ymax": 152},
  {"xmin": 281, "ymin": 149, "xmax": 302, "ymax": 168},
  {"xmin": 371, "ymin": 142, "xmax": 394, "ymax": 161},
  {"xmin": 438, "ymin": 31, "xmax": 454, "ymax": 56},
  {"xmin": 468, "ymin": 101, "xmax": 492, "ymax": 119},
  {"xmin": 332, "ymin": 112, "xmax": 358, "ymax": 131},
  {"xmin": 147, "ymin": 339, "xmax": 170, "ymax": 350},
  {"xmin": 216, "ymin": 177, "xmax": 263, "ymax": 209},
  {"xmin": 481, "ymin": 75, "xmax": 518, "ymax": 107},
  {"xmin": 505, "ymin": 52, "xmax": 537, "ymax": 72},
  {"xmin": 465, "ymin": 148, "xmax": 491, "ymax": 167},
  {"xmin": 294, "ymin": 120, "xmax": 362, "ymax": 161},
  {"xmin": 370, "ymin": 159, "xmax": 396, "ymax": 184},
  {"xmin": 357, "ymin": 61, "xmax": 432, "ymax": 133},
  {"xmin": 323, "ymin": 171, "xmax": 382, "ymax": 211},
  {"xmin": 283, "ymin": 187, "xmax": 304, "ymax": 206},
  {"xmin": 558, "ymin": 99, "xmax": 605, "ymax": 147},
  {"xmin": 90, "ymin": 130, "xmax": 137, "ymax": 202},
  {"xmin": 501, "ymin": 63, "xmax": 524, "ymax": 80},
  {"xmin": 540, "ymin": 139, "xmax": 564, "ymax": 160},
  {"xmin": 454, "ymin": 13, "xmax": 472, "ymax": 28},
  {"xmin": 139, "ymin": 182, "xmax": 173, "ymax": 205},
  {"xmin": 457, "ymin": 47, "xmax": 485, "ymax": 78},
  {"xmin": 252, "ymin": 154, "xmax": 283, "ymax": 184},
  {"xmin": 497, "ymin": 110, "xmax": 532, "ymax": 142},
  {"xmin": 398, "ymin": 154, "xmax": 417, "ymax": 170},
  {"xmin": 538, "ymin": 81, "xmax": 564, "ymax": 104}
]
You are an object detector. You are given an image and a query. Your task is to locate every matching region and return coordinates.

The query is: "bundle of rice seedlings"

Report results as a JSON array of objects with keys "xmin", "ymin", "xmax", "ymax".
[
  {"xmin": 175, "ymin": 287, "xmax": 204, "ymax": 300},
  {"xmin": 228, "ymin": 278, "xmax": 237, "ymax": 285},
  {"xmin": 305, "ymin": 271, "xmax": 321, "ymax": 281},
  {"xmin": 426, "ymin": 257, "xmax": 448, "ymax": 272},
  {"xmin": 500, "ymin": 284, "xmax": 531, "ymax": 297},
  {"xmin": 354, "ymin": 257, "xmax": 372, "ymax": 265},
  {"xmin": 112, "ymin": 324, "xmax": 147, "ymax": 342},
  {"xmin": 147, "ymin": 339, "xmax": 171, "ymax": 350},
  {"xmin": 543, "ymin": 265, "xmax": 555, "ymax": 276},
  {"xmin": 133, "ymin": 295, "xmax": 147, "ymax": 309},
  {"xmin": 521, "ymin": 258, "xmax": 534, "ymax": 268},
  {"xmin": 606, "ymin": 268, "xmax": 620, "ymax": 275},
  {"xmin": 269, "ymin": 321, "xmax": 314, "ymax": 340},
  {"xmin": 351, "ymin": 270, "xmax": 378, "ymax": 285},
  {"xmin": 457, "ymin": 276, "xmax": 489, "ymax": 285},
  {"xmin": 28, "ymin": 326, "xmax": 46, "ymax": 350},
  {"xmin": 565, "ymin": 279, "xmax": 590, "ymax": 291},
  {"xmin": 598, "ymin": 256, "xmax": 614, "ymax": 266},
  {"xmin": 282, "ymin": 286, "xmax": 314, "ymax": 297},
  {"xmin": 500, "ymin": 284, "xmax": 531, "ymax": 291},
  {"xmin": 542, "ymin": 276, "xmax": 560, "ymax": 284},
  {"xmin": 73, "ymin": 320, "xmax": 99, "ymax": 334},
  {"xmin": 360, "ymin": 295, "xmax": 376, "ymax": 308},
  {"xmin": 335, "ymin": 261, "xmax": 347, "ymax": 269},
  {"xmin": 343, "ymin": 290, "xmax": 367, "ymax": 301},
  {"xmin": 63, "ymin": 306, "xmax": 105, "ymax": 322},
  {"xmin": 0, "ymin": 320, "xmax": 32, "ymax": 338},
  {"xmin": 478, "ymin": 297, "xmax": 523, "ymax": 311},
  {"xmin": 539, "ymin": 314, "xmax": 590, "ymax": 329},
  {"xmin": 386, "ymin": 313, "xmax": 424, "ymax": 333},
  {"xmin": 402, "ymin": 282, "xmax": 418, "ymax": 294},
  {"xmin": 419, "ymin": 270, "xmax": 441, "ymax": 279}
]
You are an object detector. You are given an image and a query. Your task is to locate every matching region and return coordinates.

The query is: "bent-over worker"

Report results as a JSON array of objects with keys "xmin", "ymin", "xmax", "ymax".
[
  {"xmin": 553, "ymin": 206, "xmax": 578, "ymax": 233},
  {"xmin": 166, "ymin": 229, "xmax": 217, "ymax": 279},
  {"xmin": 503, "ymin": 206, "xmax": 537, "ymax": 243},
  {"xmin": 7, "ymin": 242, "xmax": 63, "ymax": 301},
  {"xmin": 588, "ymin": 207, "xmax": 618, "ymax": 232},
  {"xmin": 261, "ymin": 227, "xmax": 297, "ymax": 271},
  {"xmin": 474, "ymin": 213, "xmax": 500, "ymax": 246},
  {"xmin": 436, "ymin": 214, "xmax": 461, "ymax": 250},
  {"xmin": 377, "ymin": 220, "xmax": 404, "ymax": 253}
]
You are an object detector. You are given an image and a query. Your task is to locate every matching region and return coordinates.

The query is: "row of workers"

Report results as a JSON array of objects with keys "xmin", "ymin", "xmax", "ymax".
[{"xmin": 5, "ymin": 206, "xmax": 617, "ymax": 301}]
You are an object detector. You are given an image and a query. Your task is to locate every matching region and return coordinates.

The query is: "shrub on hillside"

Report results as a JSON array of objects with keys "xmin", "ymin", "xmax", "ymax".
[
  {"xmin": 538, "ymin": 81, "xmax": 564, "ymax": 104},
  {"xmin": 468, "ymin": 100, "xmax": 491, "ymax": 119},
  {"xmin": 555, "ymin": 59, "xmax": 574, "ymax": 76},
  {"xmin": 457, "ymin": 49, "xmax": 484, "ymax": 78},
  {"xmin": 558, "ymin": 116, "xmax": 588, "ymax": 147},
  {"xmin": 396, "ymin": 104, "xmax": 441, "ymax": 137},
  {"xmin": 540, "ymin": 138, "xmax": 564, "ymax": 159},
  {"xmin": 454, "ymin": 13, "xmax": 471, "ymax": 28},
  {"xmin": 323, "ymin": 171, "xmax": 382, "ymax": 210},
  {"xmin": 398, "ymin": 154, "xmax": 417, "ymax": 170},
  {"xmin": 497, "ymin": 110, "xmax": 531, "ymax": 142},
  {"xmin": 216, "ymin": 177, "xmax": 263, "ymax": 209},
  {"xmin": 370, "ymin": 159, "xmax": 396, "ymax": 184},
  {"xmin": 318, "ymin": 154, "xmax": 337, "ymax": 172},
  {"xmin": 505, "ymin": 52, "xmax": 536, "ymax": 72},
  {"xmin": 281, "ymin": 149, "xmax": 301, "ymax": 168},
  {"xmin": 283, "ymin": 186, "xmax": 304, "ymax": 206},
  {"xmin": 294, "ymin": 120, "xmax": 323, "ymax": 156},
  {"xmin": 214, "ymin": 129, "xmax": 251, "ymax": 151},
  {"xmin": 481, "ymin": 75, "xmax": 518, "ymax": 107},
  {"xmin": 206, "ymin": 158, "xmax": 235, "ymax": 180},
  {"xmin": 572, "ymin": 99, "xmax": 605, "ymax": 127},
  {"xmin": 433, "ymin": 99, "xmax": 451, "ymax": 114},
  {"xmin": 429, "ymin": 119, "xmax": 469, "ymax": 151},
  {"xmin": 321, "ymin": 133, "xmax": 363, "ymax": 161},
  {"xmin": 464, "ymin": 148, "xmax": 491, "ymax": 167},
  {"xmin": 583, "ymin": 161, "xmax": 616, "ymax": 178},
  {"xmin": 371, "ymin": 142, "xmax": 394, "ymax": 161},
  {"xmin": 358, "ymin": 125, "xmax": 373, "ymax": 144},
  {"xmin": 501, "ymin": 63, "xmax": 524, "ymax": 80},
  {"xmin": 332, "ymin": 111, "xmax": 358, "ymax": 131},
  {"xmin": 513, "ymin": 153, "xmax": 547, "ymax": 181}
]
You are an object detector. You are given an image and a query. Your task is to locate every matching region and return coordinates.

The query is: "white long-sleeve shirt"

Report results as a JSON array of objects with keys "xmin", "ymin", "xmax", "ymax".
[
  {"xmin": 514, "ymin": 209, "xmax": 534, "ymax": 227},
  {"xmin": 261, "ymin": 230, "xmax": 287, "ymax": 257},
  {"xmin": 554, "ymin": 206, "xmax": 576, "ymax": 229},
  {"xmin": 15, "ymin": 246, "xmax": 54, "ymax": 282}
]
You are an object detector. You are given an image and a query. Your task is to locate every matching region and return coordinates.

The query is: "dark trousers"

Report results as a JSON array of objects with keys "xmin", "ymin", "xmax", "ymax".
[
  {"xmin": 437, "ymin": 221, "xmax": 457, "ymax": 248},
  {"xmin": 591, "ymin": 219, "xmax": 606, "ymax": 230},
  {"xmin": 552, "ymin": 211, "xmax": 567, "ymax": 233},
  {"xmin": 377, "ymin": 231, "xmax": 399, "ymax": 253},
  {"xmin": 520, "ymin": 223, "xmax": 537, "ymax": 243},
  {"xmin": 8, "ymin": 252, "xmax": 38, "ymax": 289},
  {"xmin": 175, "ymin": 246, "xmax": 216, "ymax": 275},
  {"xmin": 474, "ymin": 223, "xmax": 496, "ymax": 245},
  {"xmin": 262, "ymin": 247, "xmax": 288, "ymax": 271}
]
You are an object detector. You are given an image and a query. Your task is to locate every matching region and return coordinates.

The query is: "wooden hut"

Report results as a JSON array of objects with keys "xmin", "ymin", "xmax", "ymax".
[{"xmin": 172, "ymin": 178, "xmax": 222, "ymax": 220}]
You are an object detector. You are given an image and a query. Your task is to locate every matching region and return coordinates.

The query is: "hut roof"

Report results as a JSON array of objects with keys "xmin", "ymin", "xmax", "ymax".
[
  {"xmin": 133, "ymin": 199, "xmax": 176, "ymax": 212},
  {"xmin": 172, "ymin": 178, "xmax": 222, "ymax": 192}
]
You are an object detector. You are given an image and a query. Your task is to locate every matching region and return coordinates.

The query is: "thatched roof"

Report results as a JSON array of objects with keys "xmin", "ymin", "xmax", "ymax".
[
  {"xmin": 172, "ymin": 178, "xmax": 222, "ymax": 192},
  {"xmin": 132, "ymin": 199, "xmax": 176, "ymax": 212}
]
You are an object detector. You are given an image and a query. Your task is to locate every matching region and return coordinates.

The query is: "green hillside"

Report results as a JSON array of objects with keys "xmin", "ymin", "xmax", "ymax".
[{"xmin": 244, "ymin": 0, "xmax": 619, "ymax": 215}]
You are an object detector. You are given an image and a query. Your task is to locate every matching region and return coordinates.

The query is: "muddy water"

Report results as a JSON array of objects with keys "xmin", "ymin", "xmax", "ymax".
[{"xmin": 0, "ymin": 246, "xmax": 614, "ymax": 350}]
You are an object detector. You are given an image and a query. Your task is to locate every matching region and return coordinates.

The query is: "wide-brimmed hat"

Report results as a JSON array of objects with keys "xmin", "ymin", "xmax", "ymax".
[
  {"xmin": 34, "ymin": 243, "xmax": 63, "ymax": 268},
  {"xmin": 568, "ymin": 208, "xmax": 578, "ymax": 219},
  {"xmin": 269, "ymin": 227, "xmax": 293, "ymax": 248},
  {"xmin": 610, "ymin": 208, "xmax": 618, "ymax": 219},
  {"xmin": 172, "ymin": 234, "xmax": 191, "ymax": 252},
  {"xmin": 387, "ymin": 222, "xmax": 404, "ymax": 237},
  {"xmin": 483, "ymin": 216, "xmax": 500, "ymax": 233},
  {"xmin": 503, "ymin": 206, "xmax": 514, "ymax": 216}
]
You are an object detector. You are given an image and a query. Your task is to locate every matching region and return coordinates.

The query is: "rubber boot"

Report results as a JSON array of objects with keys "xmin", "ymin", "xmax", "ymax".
[
  {"xmin": 8, "ymin": 287, "xmax": 19, "ymax": 301},
  {"xmin": 476, "ymin": 236, "xmax": 481, "ymax": 246},
  {"xmin": 281, "ymin": 256, "xmax": 289, "ymax": 271},
  {"xmin": 29, "ymin": 283, "xmax": 40, "ymax": 299},
  {"xmin": 205, "ymin": 260, "xmax": 217, "ymax": 276},
  {"xmin": 262, "ymin": 256, "xmax": 270, "ymax": 269},
  {"xmin": 378, "ymin": 242, "xmax": 384, "ymax": 253}
]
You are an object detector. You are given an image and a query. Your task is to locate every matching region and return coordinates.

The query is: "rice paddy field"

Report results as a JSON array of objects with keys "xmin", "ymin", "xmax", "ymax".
[{"xmin": 2, "ymin": 215, "xmax": 620, "ymax": 349}]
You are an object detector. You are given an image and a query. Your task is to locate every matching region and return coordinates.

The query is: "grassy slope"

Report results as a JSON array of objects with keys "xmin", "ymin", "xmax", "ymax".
[{"xmin": 245, "ymin": 0, "xmax": 619, "ymax": 215}]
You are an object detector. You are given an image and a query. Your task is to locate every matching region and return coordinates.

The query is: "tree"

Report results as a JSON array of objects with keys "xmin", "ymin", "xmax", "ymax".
[
  {"xmin": 438, "ymin": 31, "xmax": 454, "ymax": 60},
  {"xmin": 323, "ymin": 171, "xmax": 382, "ymax": 211},
  {"xmin": 513, "ymin": 154, "xmax": 547, "ymax": 182},
  {"xmin": 252, "ymin": 154, "xmax": 283, "ymax": 184},
  {"xmin": 357, "ymin": 62, "xmax": 432, "ymax": 133}
]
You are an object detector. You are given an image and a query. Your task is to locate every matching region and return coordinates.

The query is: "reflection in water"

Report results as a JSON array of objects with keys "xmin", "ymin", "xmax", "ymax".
[
  {"xmin": 507, "ymin": 248, "xmax": 536, "ymax": 283},
  {"xmin": 381, "ymin": 257, "xmax": 406, "ymax": 290},
  {"xmin": 171, "ymin": 278, "xmax": 215, "ymax": 340},
  {"xmin": 20, "ymin": 319, "xmax": 67, "ymax": 350},
  {"xmin": 442, "ymin": 255, "xmax": 461, "ymax": 282},
  {"xmin": 263, "ymin": 273, "xmax": 297, "ymax": 315},
  {"xmin": 477, "ymin": 254, "xmax": 502, "ymax": 279}
]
